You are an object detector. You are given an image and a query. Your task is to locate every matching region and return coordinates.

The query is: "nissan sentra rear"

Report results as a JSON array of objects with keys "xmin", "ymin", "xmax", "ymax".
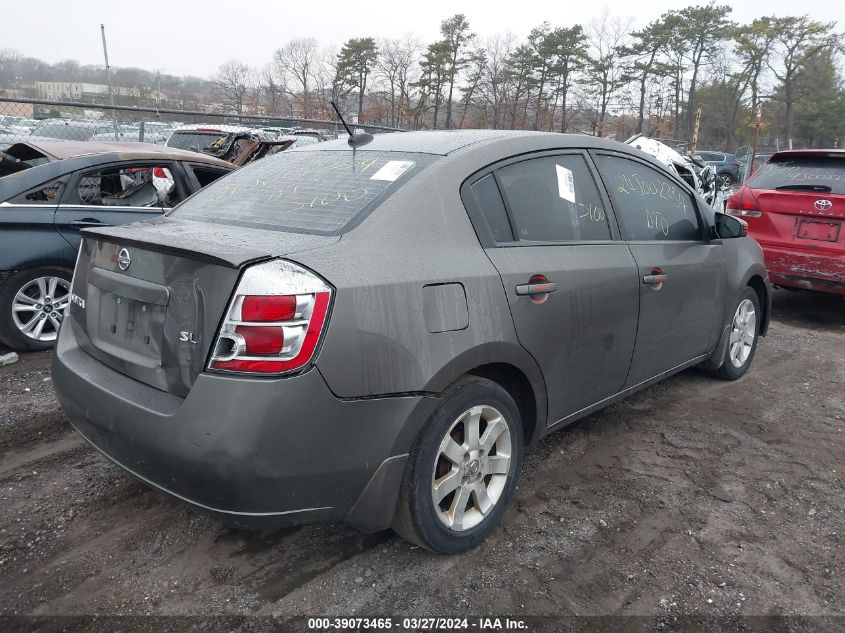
[{"xmin": 54, "ymin": 130, "xmax": 770, "ymax": 554}]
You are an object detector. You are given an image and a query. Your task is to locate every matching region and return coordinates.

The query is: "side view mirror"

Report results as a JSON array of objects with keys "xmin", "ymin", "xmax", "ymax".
[{"xmin": 713, "ymin": 212, "xmax": 747, "ymax": 239}]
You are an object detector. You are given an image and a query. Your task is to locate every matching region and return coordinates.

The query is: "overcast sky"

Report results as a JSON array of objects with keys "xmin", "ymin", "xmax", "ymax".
[{"xmin": 5, "ymin": 0, "xmax": 844, "ymax": 78}]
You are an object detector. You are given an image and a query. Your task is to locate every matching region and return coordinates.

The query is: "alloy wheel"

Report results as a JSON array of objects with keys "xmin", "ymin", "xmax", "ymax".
[
  {"xmin": 431, "ymin": 404, "xmax": 512, "ymax": 532},
  {"xmin": 11, "ymin": 276, "xmax": 71, "ymax": 342},
  {"xmin": 728, "ymin": 298, "xmax": 756, "ymax": 368}
]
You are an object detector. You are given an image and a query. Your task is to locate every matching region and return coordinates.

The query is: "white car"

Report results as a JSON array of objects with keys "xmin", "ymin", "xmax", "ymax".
[{"xmin": 626, "ymin": 135, "xmax": 716, "ymax": 206}]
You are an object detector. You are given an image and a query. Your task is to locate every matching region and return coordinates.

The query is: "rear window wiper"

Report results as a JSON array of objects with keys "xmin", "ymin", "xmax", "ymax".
[{"xmin": 774, "ymin": 184, "xmax": 832, "ymax": 192}]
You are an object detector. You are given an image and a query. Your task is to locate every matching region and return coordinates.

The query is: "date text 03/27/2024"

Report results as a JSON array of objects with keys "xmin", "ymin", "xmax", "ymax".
[{"xmin": 306, "ymin": 617, "xmax": 528, "ymax": 630}]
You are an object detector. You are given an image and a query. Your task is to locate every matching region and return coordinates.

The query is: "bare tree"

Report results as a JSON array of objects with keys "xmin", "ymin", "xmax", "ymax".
[
  {"xmin": 214, "ymin": 59, "xmax": 251, "ymax": 115},
  {"xmin": 377, "ymin": 36, "xmax": 422, "ymax": 127},
  {"xmin": 273, "ymin": 38, "xmax": 321, "ymax": 117},
  {"xmin": 260, "ymin": 63, "xmax": 288, "ymax": 115},
  {"xmin": 476, "ymin": 33, "xmax": 517, "ymax": 129},
  {"xmin": 583, "ymin": 12, "xmax": 632, "ymax": 137}
]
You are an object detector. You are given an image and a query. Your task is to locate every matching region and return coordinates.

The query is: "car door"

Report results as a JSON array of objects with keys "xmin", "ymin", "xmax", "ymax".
[
  {"xmin": 591, "ymin": 151, "xmax": 726, "ymax": 387},
  {"xmin": 463, "ymin": 151, "xmax": 640, "ymax": 424},
  {"xmin": 0, "ymin": 176, "xmax": 76, "ymax": 271},
  {"xmin": 54, "ymin": 161, "xmax": 185, "ymax": 248}
]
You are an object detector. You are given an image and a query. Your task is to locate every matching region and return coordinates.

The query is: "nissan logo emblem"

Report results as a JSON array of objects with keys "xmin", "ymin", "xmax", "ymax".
[
  {"xmin": 814, "ymin": 199, "xmax": 833, "ymax": 212},
  {"xmin": 117, "ymin": 248, "xmax": 131, "ymax": 271}
]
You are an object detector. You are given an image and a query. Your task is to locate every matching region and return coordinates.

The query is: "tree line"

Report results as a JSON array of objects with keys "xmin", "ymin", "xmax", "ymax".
[
  {"xmin": 215, "ymin": 3, "xmax": 842, "ymax": 149},
  {"xmin": 0, "ymin": 3, "xmax": 842, "ymax": 150}
]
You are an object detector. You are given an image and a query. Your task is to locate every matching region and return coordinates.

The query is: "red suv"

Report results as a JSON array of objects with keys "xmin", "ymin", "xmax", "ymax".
[{"xmin": 727, "ymin": 150, "xmax": 844, "ymax": 296}]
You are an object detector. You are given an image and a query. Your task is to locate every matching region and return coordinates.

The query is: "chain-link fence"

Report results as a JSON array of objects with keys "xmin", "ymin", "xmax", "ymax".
[{"xmin": 0, "ymin": 97, "xmax": 404, "ymax": 162}]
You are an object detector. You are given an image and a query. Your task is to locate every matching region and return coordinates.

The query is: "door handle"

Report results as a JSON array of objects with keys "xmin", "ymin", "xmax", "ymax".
[
  {"xmin": 642, "ymin": 274, "xmax": 668, "ymax": 285},
  {"xmin": 69, "ymin": 219, "xmax": 110, "ymax": 229},
  {"xmin": 515, "ymin": 281, "xmax": 557, "ymax": 296}
]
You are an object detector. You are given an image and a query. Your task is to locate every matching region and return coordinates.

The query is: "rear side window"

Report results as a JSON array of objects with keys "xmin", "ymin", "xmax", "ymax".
[
  {"xmin": 496, "ymin": 154, "xmax": 611, "ymax": 242},
  {"xmin": 748, "ymin": 155, "xmax": 845, "ymax": 195},
  {"xmin": 467, "ymin": 175, "xmax": 513, "ymax": 242},
  {"xmin": 595, "ymin": 154, "xmax": 701, "ymax": 241},
  {"xmin": 169, "ymin": 150, "xmax": 435, "ymax": 235},
  {"xmin": 189, "ymin": 165, "xmax": 230, "ymax": 188},
  {"xmin": 7, "ymin": 176, "xmax": 67, "ymax": 205}
]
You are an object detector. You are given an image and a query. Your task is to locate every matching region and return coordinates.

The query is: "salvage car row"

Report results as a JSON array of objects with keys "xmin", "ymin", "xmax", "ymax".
[
  {"xmin": 0, "ymin": 116, "xmax": 334, "ymax": 164},
  {"xmin": 0, "ymin": 128, "xmax": 842, "ymax": 555}
]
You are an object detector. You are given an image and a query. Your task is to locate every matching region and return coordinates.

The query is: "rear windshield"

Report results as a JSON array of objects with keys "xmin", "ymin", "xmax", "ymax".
[
  {"xmin": 749, "ymin": 155, "xmax": 845, "ymax": 194},
  {"xmin": 168, "ymin": 150, "xmax": 434, "ymax": 235},
  {"xmin": 167, "ymin": 131, "xmax": 232, "ymax": 152}
]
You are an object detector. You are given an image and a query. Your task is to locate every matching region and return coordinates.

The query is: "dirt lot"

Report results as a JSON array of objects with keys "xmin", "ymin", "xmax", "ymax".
[{"xmin": 0, "ymin": 289, "xmax": 843, "ymax": 631}]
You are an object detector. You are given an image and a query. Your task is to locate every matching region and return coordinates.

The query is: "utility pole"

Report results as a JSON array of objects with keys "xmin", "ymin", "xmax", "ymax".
[
  {"xmin": 749, "ymin": 102, "xmax": 762, "ymax": 182},
  {"xmin": 156, "ymin": 70, "xmax": 161, "ymax": 112},
  {"xmin": 689, "ymin": 104, "xmax": 703, "ymax": 157},
  {"xmin": 100, "ymin": 24, "xmax": 119, "ymax": 140}
]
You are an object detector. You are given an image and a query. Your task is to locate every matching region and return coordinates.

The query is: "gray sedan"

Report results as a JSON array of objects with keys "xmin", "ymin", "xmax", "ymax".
[{"xmin": 52, "ymin": 130, "xmax": 770, "ymax": 554}]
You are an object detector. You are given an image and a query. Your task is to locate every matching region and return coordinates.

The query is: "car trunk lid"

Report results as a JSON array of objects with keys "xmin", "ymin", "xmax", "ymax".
[
  {"xmin": 67, "ymin": 217, "xmax": 338, "ymax": 396},
  {"xmin": 752, "ymin": 189, "xmax": 845, "ymax": 251}
]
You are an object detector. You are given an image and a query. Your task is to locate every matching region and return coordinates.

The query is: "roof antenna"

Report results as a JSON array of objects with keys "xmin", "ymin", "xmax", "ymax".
[{"xmin": 331, "ymin": 101, "xmax": 374, "ymax": 149}]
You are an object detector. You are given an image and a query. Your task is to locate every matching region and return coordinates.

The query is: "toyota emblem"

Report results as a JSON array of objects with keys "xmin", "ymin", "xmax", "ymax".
[
  {"xmin": 117, "ymin": 248, "xmax": 131, "ymax": 271},
  {"xmin": 814, "ymin": 199, "xmax": 833, "ymax": 212}
]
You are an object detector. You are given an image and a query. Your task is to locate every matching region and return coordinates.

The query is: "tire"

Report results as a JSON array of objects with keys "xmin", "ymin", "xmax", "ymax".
[
  {"xmin": 717, "ymin": 172, "xmax": 735, "ymax": 190},
  {"xmin": 393, "ymin": 377, "xmax": 524, "ymax": 554},
  {"xmin": 0, "ymin": 267, "xmax": 73, "ymax": 352},
  {"xmin": 709, "ymin": 287, "xmax": 760, "ymax": 380}
]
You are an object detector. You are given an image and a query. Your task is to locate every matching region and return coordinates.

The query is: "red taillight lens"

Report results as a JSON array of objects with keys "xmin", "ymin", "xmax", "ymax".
[
  {"xmin": 235, "ymin": 325, "xmax": 284, "ymax": 355},
  {"xmin": 209, "ymin": 260, "xmax": 332, "ymax": 375},
  {"xmin": 241, "ymin": 295, "xmax": 296, "ymax": 322},
  {"xmin": 726, "ymin": 187, "xmax": 762, "ymax": 217},
  {"xmin": 152, "ymin": 166, "xmax": 167, "ymax": 178}
]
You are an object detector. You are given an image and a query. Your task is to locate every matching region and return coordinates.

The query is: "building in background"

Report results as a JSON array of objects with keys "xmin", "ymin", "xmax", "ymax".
[{"xmin": 35, "ymin": 82, "xmax": 140, "ymax": 102}]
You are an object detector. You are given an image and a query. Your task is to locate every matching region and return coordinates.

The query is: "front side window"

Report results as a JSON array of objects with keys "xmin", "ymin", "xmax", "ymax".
[
  {"xmin": 75, "ymin": 165, "xmax": 179, "ymax": 208},
  {"xmin": 595, "ymin": 155, "xmax": 702, "ymax": 241},
  {"xmin": 496, "ymin": 154, "xmax": 611, "ymax": 242}
]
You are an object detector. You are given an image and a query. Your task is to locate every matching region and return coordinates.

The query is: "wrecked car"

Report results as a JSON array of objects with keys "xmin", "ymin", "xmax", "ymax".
[
  {"xmin": 165, "ymin": 124, "xmax": 286, "ymax": 165},
  {"xmin": 626, "ymin": 135, "xmax": 717, "ymax": 206},
  {"xmin": 0, "ymin": 140, "xmax": 234, "ymax": 351}
]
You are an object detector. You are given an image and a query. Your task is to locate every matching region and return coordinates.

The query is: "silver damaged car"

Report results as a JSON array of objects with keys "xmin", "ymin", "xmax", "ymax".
[{"xmin": 53, "ymin": 130, "xmax": 770, "ymax": 554}]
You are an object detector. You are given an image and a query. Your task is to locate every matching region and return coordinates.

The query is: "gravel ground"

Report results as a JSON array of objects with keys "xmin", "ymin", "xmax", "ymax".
[{"xmin": 0, "ymin": 289, "xmax": 842, "ymax": 632}]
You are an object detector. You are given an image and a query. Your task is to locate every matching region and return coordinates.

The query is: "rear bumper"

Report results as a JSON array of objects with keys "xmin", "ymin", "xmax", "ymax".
[
  {"xmin": 53, "ymin": 319, "xmax": 439, "ymax": 531},
  {"xmin": 762, "ymin": 244, "xmax": 845, "ymax": 296}
]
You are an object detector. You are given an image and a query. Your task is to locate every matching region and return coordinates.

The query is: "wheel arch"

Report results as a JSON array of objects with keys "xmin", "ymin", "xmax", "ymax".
[
  {"xmin": 465, "ymin": 362, "xmax": 540, "ymax": 446},
  {"xmin": 423, "ymin": 342, "xmax": 548, "ymax": 446},
  {"xmin": 746, "ymin": 273, "xmax": 770, "ymax": 336}
]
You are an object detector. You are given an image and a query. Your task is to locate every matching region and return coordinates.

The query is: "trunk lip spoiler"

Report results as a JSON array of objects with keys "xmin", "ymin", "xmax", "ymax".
[{"xmin": 81, "ymin": 228, "xmax": 271, "ymax": 269}]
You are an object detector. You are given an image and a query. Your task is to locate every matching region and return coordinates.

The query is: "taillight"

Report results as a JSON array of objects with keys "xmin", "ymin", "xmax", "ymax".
[
  {"xmin": 209, "ymin": 259, "xmax": 332, "ymax": 375},
  {"xmin": 152, "ymin": 166, "xmax": 167, "ymax": 178},
  {"xmin": 726, "ymin": 186, "xmax": 762, "ymax": 217}
]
